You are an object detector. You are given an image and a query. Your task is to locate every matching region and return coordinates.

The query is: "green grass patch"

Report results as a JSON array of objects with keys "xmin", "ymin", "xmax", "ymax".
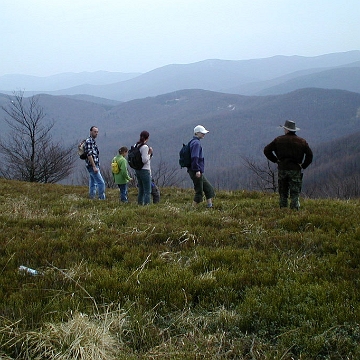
[{"xmin": 0, "ymin": 179, "xmax": 360, "ymax": 359}]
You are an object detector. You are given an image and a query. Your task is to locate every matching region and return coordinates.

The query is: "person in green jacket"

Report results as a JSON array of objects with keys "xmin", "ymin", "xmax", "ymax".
[{"xmin": 113, "ymin": 147, "xmax": 132, "ymax": 203}]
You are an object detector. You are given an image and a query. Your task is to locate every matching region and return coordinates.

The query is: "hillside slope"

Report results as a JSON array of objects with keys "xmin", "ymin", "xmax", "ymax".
[
  {"xmin": 306, "ymin": 130, "xmax": 360, "ymax": 197},
  {"xmin": 1, "ymin": 88, "xmax": 360, "ymax": 192},
  {"xmin": 257, "ymin": 67, "xmax": 360, "ymax": 95}
]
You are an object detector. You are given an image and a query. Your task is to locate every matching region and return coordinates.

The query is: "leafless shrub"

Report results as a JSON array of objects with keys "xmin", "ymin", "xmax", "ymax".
[
  {"xmin": 0, "ymin": 91, "xmax": 76, "ymax": 183},
  {"xmin": 242, "ymin": 156, "xmax": 277, "ymax": 192}
]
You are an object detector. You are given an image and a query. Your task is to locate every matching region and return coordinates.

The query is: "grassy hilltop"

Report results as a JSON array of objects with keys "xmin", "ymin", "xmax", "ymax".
[{"xmin": 0, "ymin": 178, "xmax": 360, "ymax": 359}]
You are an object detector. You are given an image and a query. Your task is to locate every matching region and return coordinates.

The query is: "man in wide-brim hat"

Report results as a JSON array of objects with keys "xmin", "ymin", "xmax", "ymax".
[{"xmin": 263, "ymin": 120, "xmax": 313, "ymax": 210}]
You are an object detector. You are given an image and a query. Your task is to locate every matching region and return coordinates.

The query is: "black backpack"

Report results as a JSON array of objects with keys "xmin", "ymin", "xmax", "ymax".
[
  {"xmin": 128, "ymin": 143, "xmax": 144, "ymax": 170},
  {"xmin": 179, "ymin": 140, "xmax": 192, "ymax": 168}
]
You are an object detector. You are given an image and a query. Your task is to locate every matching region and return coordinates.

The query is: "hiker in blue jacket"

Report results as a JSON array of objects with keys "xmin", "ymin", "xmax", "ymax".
[{"xmin": 187, "ymin": 125, "xmax": 215, "ymax": 208}]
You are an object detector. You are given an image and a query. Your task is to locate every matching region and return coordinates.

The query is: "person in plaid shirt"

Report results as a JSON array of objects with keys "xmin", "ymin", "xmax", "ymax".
[{"xmin": 85, "ymin": 126, "xmax": 106, "ymax": 200}]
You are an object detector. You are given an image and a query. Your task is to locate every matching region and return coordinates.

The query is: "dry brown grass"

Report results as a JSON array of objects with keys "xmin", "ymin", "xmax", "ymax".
[{"xmin": 11, "ymin": 312, "xmax": 121, "ymax": 360}]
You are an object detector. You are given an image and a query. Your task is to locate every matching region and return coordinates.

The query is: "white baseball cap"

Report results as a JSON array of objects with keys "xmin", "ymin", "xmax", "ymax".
[{"xmin": 194, "ymin": 125, "xmax": 209, "ymax": 134}]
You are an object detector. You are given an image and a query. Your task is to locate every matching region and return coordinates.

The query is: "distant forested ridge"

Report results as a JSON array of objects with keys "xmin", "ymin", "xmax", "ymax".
[{"xmin": 1, "ymin": 54, "xmax": 360, "ymax": 197}]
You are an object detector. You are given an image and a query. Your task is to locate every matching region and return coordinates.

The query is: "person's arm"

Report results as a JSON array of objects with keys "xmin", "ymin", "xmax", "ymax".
[
  {"xmin": 263, "ymin": 140, "xmax": 279, "ymax": 163},
  {"xmin": 85, "ymin": 140, "xmax": 98, "ymax": 173},
  {"xmin": 190, "ymin": 140, "xmax": 202, "ymax": 177},
  {"xmin": 140, "ymin": 145, "xmax": 151, "ymax": 164},
  {"xmin": 87, "ymin": 154, "xmax": 98, "ymax": 173},
  {"xmin": 301, "ymin": 143, "xmax": 313, "ymax": 169},
  {"xmin": 121, "ymin": 159, "xmax": 132, "ymax": 181}
]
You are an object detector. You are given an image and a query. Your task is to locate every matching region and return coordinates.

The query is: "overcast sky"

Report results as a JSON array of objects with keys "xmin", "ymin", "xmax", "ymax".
[{"xmin": 1, "ymin": 0, "xmax": 359, "ymax": 76}]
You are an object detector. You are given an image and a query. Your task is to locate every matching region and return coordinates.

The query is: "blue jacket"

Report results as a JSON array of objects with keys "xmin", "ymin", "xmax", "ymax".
[{"xmin": 189, "ymin": 136, "xmax": 205, "ymax": 173}]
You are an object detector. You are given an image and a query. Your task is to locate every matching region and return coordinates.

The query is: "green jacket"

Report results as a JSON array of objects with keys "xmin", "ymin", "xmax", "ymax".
[{"xmin": 113, "ymin": 155, "xmax": 131, "ymax": 185}]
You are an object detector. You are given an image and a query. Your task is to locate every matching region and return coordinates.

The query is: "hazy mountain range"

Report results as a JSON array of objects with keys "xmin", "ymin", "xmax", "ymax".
[
  {"xmin": 1, "ymin": 50, "xmax": 360, "ymax": 193},
  {"xmin": 0, "ymin": 71, "xmax": 140, "ymax": 92},
  {"xmin": 1, "ymin": 50, "xmax": 360, "ymax": 101}
]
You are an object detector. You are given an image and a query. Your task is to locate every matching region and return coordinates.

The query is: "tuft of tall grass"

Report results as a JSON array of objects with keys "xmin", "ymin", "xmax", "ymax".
[{"xmin": 7, "ymin": 312, "xmax": 120, "ymax": 359}]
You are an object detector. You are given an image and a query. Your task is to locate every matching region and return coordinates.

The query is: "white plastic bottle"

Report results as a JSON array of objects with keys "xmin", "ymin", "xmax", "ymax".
[{"xmin": 19, "ymin": 265, "xmax": 39, "ymax": 275}]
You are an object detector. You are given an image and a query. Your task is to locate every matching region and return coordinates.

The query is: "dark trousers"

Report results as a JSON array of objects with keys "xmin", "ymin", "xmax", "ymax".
[
  {"xmin": 278, "ymin": 170, "xmax": 302, "ymax": 209},
  {"xmin": 188, "ymin": 169, "xmax": 215, "ymax": 203},
  {"xmin": 151, "ymin": 182, "xmax": 160, "ymax": 204}
]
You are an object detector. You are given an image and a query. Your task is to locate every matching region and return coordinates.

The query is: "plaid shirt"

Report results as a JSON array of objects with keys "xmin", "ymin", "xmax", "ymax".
[{"xmin": 85, "ymin": 136, "xmax": 100, "ymax": 167}]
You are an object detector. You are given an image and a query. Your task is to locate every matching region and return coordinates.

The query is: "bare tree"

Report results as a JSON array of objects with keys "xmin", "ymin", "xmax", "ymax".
[
  {"xmin": 0, "ymin": 91, "xmax": 76, "ymax": 183},
  {"xmin": 308, "ymin": 173, "xmax": 360, "ymax": 199},
  {"xmin": 75, "ymin": 166, "xmax": 89, "ymax": 187},
  {"xmin": 101, "ymin": 166, "xmax": 116, "ymax": 188},
  {"xmin": 241, "ymin": 156, "xmax": 278, "ymax": 192},
  {"xmin": 151, "ymin": 157, "xmax": 186, "ymax": 187}
]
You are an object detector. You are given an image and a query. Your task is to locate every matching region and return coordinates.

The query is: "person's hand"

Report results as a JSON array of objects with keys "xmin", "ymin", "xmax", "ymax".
[
  {"xmin": 148, "ymin": 147, "xmax": 153, "ymax": 155},
  {"xmin": 196, "ymin": 171, "xmax": 201, "ymax": 178}
]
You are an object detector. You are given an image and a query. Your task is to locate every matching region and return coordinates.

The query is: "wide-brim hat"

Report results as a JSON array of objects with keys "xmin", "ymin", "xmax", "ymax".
[{"xmin": 280, "ymin": 120, "xmax": 300, "ymax": 131}]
